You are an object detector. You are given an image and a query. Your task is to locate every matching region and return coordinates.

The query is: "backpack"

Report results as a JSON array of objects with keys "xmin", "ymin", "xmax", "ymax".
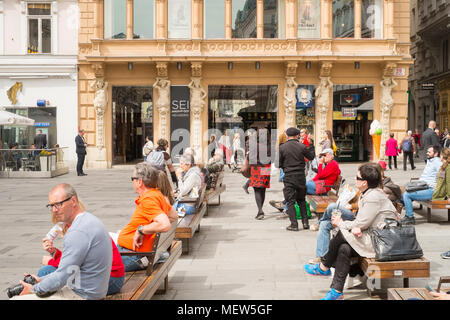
[
  {"xmin": 402, "ymin": 139, "xmax": 412, "ymax": 152},
  {"xmin": 146, "ymin": 150, "xmax": 165, "ymax": 171}
]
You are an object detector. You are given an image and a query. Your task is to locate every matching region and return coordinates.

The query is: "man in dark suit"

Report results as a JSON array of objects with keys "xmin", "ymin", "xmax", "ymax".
[
  {"xmin": 75, "ymin": 129, "xmax": 88, "ymax": 176},
  {"xmin": 421, "ymin": 120, "xmax": 440, "ymax": 163},
  {"xmin": 34, "ymin": 129, "xmax": 47, "ymax": 149}
]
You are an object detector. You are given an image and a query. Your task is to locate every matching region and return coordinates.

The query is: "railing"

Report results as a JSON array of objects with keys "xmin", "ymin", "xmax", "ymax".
[{"xmin": 0, "ymin": 147, "xmax": 67, "ymax": 172}]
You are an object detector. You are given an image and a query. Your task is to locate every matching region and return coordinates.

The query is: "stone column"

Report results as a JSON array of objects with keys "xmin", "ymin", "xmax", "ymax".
[
  {"xmin": 384, "ymin": 0, "xmax": 394, "ymax": 39},
  {"xmin": 192, "ymin": 0, "xmax": 202, "ymax": 39},
  {"xmin": 379, "ymin": 63, "xmax": 398, "ymax": 159},
  {"xmin": 285, "ymin": 0, "xmax": 296, "ymax": 39},
  {"xmin": 155, "ymin": 0, "xmax": 166, "ymax": 39},
  {"xmin": 257, "ymin": 0, "xmax": 264, "ymax": 39},
  {"xmin": 126, "ymin": 0, "xmax": 133, "ymax": 40},
  {"xmin": 189, "ymin": 62, "xmax": 205, "ymax": 163},
  {"xmin": 322, "ymin": 0, "xmax": 332, "ymax": 38},
  {"xmin": 315, "ymin": 62, "xmax": 333, "ymax": 147},
  {"xmin": 354, "ymin": 0, "xmax": 362, "ymax": 39},
  {"xmin": 91, "ymin": 79, "xmax": 108, "ymax": 151},
  {"xmin": 284, "ymin": 62, "xmax": 298, "ymax": 129},
  {"xmin": 225, "ymin": 0, "xmax": 232, "ymax": 39},
  {"xmin": 154, "ymin": 62, "xmax": 170, "ymax": 142}
]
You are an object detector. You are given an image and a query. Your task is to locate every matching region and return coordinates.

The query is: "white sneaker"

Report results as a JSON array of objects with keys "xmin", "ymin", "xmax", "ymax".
[
  {"xmin": 345, "ymin": 274, "xmax": 365, "ymax": 289},
  {"xmin": 310, "ymin": 223, "xmax": 320, "ymax": 231}
]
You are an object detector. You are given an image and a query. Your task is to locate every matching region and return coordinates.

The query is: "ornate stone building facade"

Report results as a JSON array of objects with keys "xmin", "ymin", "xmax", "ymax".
[
  {"xmin": 78, "ymin": 0, "xmax": 411, "ymax": 168},
  {"xmin": 409, "ymin": 0, "xmax": 450, "ymax": 133}
]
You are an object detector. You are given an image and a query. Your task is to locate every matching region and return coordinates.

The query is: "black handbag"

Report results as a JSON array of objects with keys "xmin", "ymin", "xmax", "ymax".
[
  {"xmin": 404, "ymin": 180, "xmax": 429, "ymax": 192},
  {"xmin": 370, "ymin": 218, "xmax": 423, "ymax": 262}
]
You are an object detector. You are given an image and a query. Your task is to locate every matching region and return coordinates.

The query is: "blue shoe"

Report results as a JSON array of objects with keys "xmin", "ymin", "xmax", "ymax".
[
  {"xmin": 304, "ymin": 263, "xmax": 331, "ymax": 276},
  {"xmin": 321, "ymin": 288, "xmax": 344, "ymax": 300},
  {"xmin": 441, "ymin": 250, "xmax": 450, "ymax": 259}
]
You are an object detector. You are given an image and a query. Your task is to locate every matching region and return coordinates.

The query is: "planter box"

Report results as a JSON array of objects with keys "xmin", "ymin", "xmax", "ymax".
[{"xmin": 39, "ymin": 156, "xmax": 48, "ymax": 171}]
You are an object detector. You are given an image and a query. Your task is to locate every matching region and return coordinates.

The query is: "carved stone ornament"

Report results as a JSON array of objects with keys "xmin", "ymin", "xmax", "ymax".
[
  {"xmin": 153, "ymin": 77, "xmax": 171, "ymax": 140},
  {"xmin": 90, "ymin": 79, "xmax": 108, "ymax": 150},
  {"xmin": 188, "ymin": 77, "xmax": 206, "ymax": 155},
  {"xmin": 92, "ymin": 62, "xmax": 105, "ymax": 78},
  {"xmin": 320, "ymin": 62, "xmax": 333, "ymax": 77},
  {"xmin": 383, "ymin": 62, "xmax": 397, "ymax": 78},
  {"xmin": 191, "ymin": 62, "xmax": 202, "ymax": 78},
  {"xmin": 283, "ymin": 77, "xmax": 298, "ymax": 128},
  {"xmin": 156, "ymin": 62, "xmax": 168, "ymax": 78},
  {"xmin": 315, "ymin": 76, "xmax": 333, "ymax": 145},
  {"xmin": 379, "ymin": 76, "xmax": 398, "ymax": 157},
  {"xmin": 285, "ymin": 62, "xmax": 298, "ymax": 77}
]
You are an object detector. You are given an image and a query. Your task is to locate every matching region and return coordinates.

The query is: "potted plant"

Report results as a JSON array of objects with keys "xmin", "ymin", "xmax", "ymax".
[{"xmin": 39, "ymin": 150, "xmax": 51, "ymax": 171}]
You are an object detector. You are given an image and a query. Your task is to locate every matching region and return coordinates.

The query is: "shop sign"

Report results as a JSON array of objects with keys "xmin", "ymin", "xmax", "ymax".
[
  {"xmin": 340, "ymin": 94, "xmax": 360, "ymax": 106},
  {"xmin": 393, "ymin": 68, "xmax": 406, "ymax": 77},
  {"xmin": 333, "ymin": 111, "xmax": 356, "ymax": 120},
  {"xmin": 341, "ymin": 107, "xmax": 356, "ymax": 118},
  {"xmin": 34, "ymin": 122, "xmax": 50, "ymax": 127},
  {"xmin": 296, "ymin": 85, "xmax": 315, "ymax": 109},
  {"xmin": 170, "ymin": 86, "xmax": 190, "ymax": 156},
  {"xmin": 421, "ymin": 83, "xmax": 435, "ymax": 91}
]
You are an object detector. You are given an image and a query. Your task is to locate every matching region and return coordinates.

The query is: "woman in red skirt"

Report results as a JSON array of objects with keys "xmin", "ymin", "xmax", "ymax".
[{"xmin": 249, "ymin": 129, "xmax": 272, "ymax": 220}]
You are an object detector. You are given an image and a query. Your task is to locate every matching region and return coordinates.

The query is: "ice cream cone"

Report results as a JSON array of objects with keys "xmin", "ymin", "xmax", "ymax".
[{"xmin": 372, "ymin": 134, "xmax": 381, "ymax": 159}]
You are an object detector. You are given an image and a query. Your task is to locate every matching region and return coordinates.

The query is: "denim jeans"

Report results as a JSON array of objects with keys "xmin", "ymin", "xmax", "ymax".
[
  {"xmin": 107, "ymin": 276, "xmax": 124, "ymax": 295},
  {"xmin": 37, "ymin": 263, "xmax": 124, "ymax": 295},
  {"xmin": 117, "ymin": 245, "xmax": 146, "ymax": 272},
  {"xmin": 402, "ymin": 187, "xmax": 434, "ymax": 217},
  {"xmin": 316, "ymin": 203, "xmax": 355, "ymax": 258},
  {"xmin": 37, "ymin": 265, "xmax": 57, "ymax": 277},
  {"xmin": 306, "ymin": 180, "xmax": 316, "ymax": 195},
  {"xmin": 173, "ymin": 200, "xmax": 195, "ymax": 215}
]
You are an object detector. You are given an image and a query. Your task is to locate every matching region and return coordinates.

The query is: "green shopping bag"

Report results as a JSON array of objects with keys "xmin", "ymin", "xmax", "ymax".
[{"xmin": 295, "ymin": 201, "xmax": 312, "ymax": 220}]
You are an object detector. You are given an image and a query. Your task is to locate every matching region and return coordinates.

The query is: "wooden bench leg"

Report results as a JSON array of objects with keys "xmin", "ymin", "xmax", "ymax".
[
  {"xmin": 427, "ymin": 207, "xmax": 431, "ymax": 223},
  {"xmin": 218, "ymin": 195, "xmax": 221, "ymax": 205},
  {"xmin": 182, "ymin": 239, "xmax": 190, "ymax": 255},
  {"xmin": 156, "ymin": 276, "xmax": 168, "ymax": 295},
  {"xmin": 403, "ymin": 278, "xmax": 409, "ymax": 288},
  {"xmin": 448, "ymin": 209, "xmax": 450, "ymax": 222},
  {"xmin": 196, "ymin": 224, "xmax": 200, "ymax": 233}
]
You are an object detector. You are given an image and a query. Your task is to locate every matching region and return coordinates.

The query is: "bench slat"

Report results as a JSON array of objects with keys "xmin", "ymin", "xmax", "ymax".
[{"xmin": 360, "ymin": 257, "xmax": 430, "ymax": 279}]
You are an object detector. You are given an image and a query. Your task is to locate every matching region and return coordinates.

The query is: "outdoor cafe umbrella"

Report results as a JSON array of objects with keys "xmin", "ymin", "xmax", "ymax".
[{"xmin": 0, "ymin": 110, "xmax": 35, "ymax": 126}]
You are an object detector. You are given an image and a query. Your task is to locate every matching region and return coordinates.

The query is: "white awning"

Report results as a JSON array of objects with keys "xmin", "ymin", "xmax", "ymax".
[
  {"xmin": 0, "ymin": 110, "xmax": 35, "ymax": 126},
  {"xmin": 356, "ymin": 99, "xmax": 374, "ymax": 111}
]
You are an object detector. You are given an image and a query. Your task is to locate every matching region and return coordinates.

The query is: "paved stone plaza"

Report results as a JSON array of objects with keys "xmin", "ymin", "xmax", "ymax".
[{"xmin": 1, "ymin": 161, "xmax": 449, "ymax": 300}]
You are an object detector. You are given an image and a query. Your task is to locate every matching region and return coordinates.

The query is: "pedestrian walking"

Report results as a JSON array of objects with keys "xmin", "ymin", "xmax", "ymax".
[
  {"xmin": 277, "ymin": 127, "xmax": 315, "ymax": 231},
  {"xmin": 412, "ymin": 129, "xmax": 421, "ymax": 158},
  {"xmin": 400, "ymin": 130, "xmax": 416, "ymax": 171},
  {"xmin": 249, "ymin": 129, "xmax": 272, "ymax": 220},
  {"xmin": 75, "ymin": 129, "xmax": 87, "ymax": 176},
  {"xmin": 443, "ymin": 133, "xmax": 450, "ymax": 149},
  {"xmin": 385, "ymin": 133, "xmax": 399, "ymax": 170}
]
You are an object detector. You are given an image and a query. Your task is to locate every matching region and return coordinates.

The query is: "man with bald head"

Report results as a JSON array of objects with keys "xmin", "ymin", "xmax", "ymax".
[
  {"xmin": 421, "ymin": 120, "xmax": 440, "ymax": 163},
  {"xmin": 11, "ymin": 184, "xmax": 112, "ymax": 300}
]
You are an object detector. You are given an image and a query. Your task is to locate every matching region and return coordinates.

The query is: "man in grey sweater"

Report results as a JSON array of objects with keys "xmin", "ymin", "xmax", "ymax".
[{"xmin": 12, "ymin": 184, "xmax": 112, "ymax": 300}]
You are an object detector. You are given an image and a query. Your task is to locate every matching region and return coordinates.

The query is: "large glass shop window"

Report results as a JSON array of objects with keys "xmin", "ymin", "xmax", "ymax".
[
  {"xmin": 332, "ymin": 84, "xmax": 374, "ymax": 162},
  {"xmin": 104, "ymin": 0, "xmax": 126, "ymax": 39},
  {"xmin": 232, "ymin": 0, "xmax": 257, "ymax": 38},
  {"xmin": 134, "ymin": 0, "xmax": 155, "ymax": 39},
  {"xmin": 204, "ymin": 1, "xmax": 226, "ymax": 38},
  {"xmin": 361, "ymin": 0, "xmax": 383, "ymax": 39},
  {"xmin": 298, "ymin": 0, "xmax": 321, "ymax": 39},
  {"xmin": 295, "ymin": 85, "xmax": 316, "ymax": 137},
  {"xmin": 333, "ymin": 0, "xmax": 354, "ymax": 38},
  {"xmin": 168, "ymin": 0, "xmax": 191, "ymax": 39}
]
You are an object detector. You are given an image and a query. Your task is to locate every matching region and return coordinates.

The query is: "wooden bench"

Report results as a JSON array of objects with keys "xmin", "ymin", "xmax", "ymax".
[
  {"xmin": 175, "ymin": 185, "xmax": 207, "ymax": 254},
  {"xmin": 387, "ymin": 276, "xmax": 450, "ymax": 300},
  {"xmin": 415, "ymin": 200, "xmax": 450, "ymax": 223},
  {"xmin": 106, "ymin": 221, "xmax": 181, "ymax": 300},
  {"xmin": 359, "ymin": 257, "xmax": 430, "ymax": 297},
  {"xmin": 205, "ymin": 171, "xmax": 226, "ymax": 215},
  {"xmin": 306, "ymin": 195, "xmax": 338, "ymax": 219}
]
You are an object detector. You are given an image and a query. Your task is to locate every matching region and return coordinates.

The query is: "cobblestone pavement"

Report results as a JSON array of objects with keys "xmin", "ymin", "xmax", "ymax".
[{"xmin": 1, "ymin": 159, "xmax": 449, "ymax": 300}]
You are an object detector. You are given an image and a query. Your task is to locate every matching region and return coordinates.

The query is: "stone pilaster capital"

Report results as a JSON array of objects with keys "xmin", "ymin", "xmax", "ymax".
[
  {"xmin": 155, "ymin": 62, "xmax": 168, "ymax": 78},
  {"xmin": 320, "ymin": 62, "xmax": 333, "ymax": 77},
  {"xmin": 285, "ymin": 62, "xmax": 298, "ymax": 77},
  {"xmin": 191, "ymin": 62, "xmax": 203, "ymax": 77},
  {"xmin": 92, "ymin": 62, "xmax": 105, "ymax": 78},
  {"xmin": 383, "ymin": 62, "xmax": 397, "ymax": 78}
]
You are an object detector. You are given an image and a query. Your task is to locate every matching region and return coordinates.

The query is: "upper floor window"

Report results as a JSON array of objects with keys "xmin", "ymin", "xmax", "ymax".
[
  {"xmin": 104, "ymin": 0, "xmax": 126, "ymax": 39},
  {"xmin": 232, "ymin": 0, "xmax": 256, "ymax": 38},
  {"xmin": 168, "ymin": 0, "xmax": 191, "ymax": 39},
  {"xmin": 27, "ymin": 3, "xmax": 51, "ymax": 53},
  {"xmin": 298, "ymin": 0, "xmax": 321, "ymax": 39},
  {"xmin": 204, "ymin": 1, "xmax": 225, "ymax": 38},
  {"xmin": 134, "ymin": 0, "xmax": 155, "ymax": 39},
  {"xmin": 361, "ymin": 0, "xmax": 382, "ymax": 38},
  {"xmin": 264, "ymin": 0, "xmax": 284, "ymax": 38},
  {"xmin": 332, "ymin": 0, "xmax": 354, "ymax": 38}
]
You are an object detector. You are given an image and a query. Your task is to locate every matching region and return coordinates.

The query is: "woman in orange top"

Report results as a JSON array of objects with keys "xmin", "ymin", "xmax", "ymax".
[{"xmin": 117, "ymin": 163, "xmax": 173, "ymax": 272}]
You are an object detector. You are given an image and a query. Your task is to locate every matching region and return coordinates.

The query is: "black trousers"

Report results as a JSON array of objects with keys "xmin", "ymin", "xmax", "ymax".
[
  {"xmin": 254, "ymin": 187, "xmax": 266, "ymax": 214},
  {"xmin": 282, "ymin": 174, "xmax": 307, "ymax": 228},
  {"xmin": 321, "ymin": 230, "xmax": 359, "ymax": 293},
  {"xmin": 77, "ymin": 153, "xmax": 86, "ymax": 175},
  {"xmin": 403, "ymin": 151, "xmax": 414, "ymax": 170},
  {"xmin": 388, "ymin": 156, "xmax": 397, "ymax": 169}
]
